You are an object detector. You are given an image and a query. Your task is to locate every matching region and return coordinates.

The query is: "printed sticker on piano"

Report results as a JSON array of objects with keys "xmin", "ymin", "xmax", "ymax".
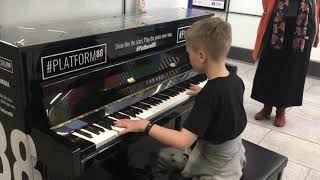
[
  {"xmin": 177, "ymin": 26, "xmax": 190, "ymax": 43},
  {"xmin": 0, "ymin": 56, "xmax": 13, "ymax": 73},
  {"xmin": 41, "ymin": 44, "xmax": 107, "ymax": 80}
]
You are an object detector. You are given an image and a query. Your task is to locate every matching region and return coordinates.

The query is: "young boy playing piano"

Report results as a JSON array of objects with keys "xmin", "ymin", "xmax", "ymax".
[{"xmin": 115, "ymin": 17, "xmax": 247, "ymax": 179}]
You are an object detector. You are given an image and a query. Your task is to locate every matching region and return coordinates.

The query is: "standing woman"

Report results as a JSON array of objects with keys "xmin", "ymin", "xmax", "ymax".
[{"xmin": 251, "ymin": 0, "xmax": 319, "ymax": 127}]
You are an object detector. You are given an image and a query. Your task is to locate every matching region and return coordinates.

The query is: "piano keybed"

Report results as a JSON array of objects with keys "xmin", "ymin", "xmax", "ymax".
[{"xmin": 59, "ymin": 74, "xmax": 207, "ymax": 151}]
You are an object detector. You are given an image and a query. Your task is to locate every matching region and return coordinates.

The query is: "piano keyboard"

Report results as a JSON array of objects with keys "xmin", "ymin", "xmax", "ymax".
[{"xmin": 70, "ymin": 75, "xmax": 207, "ymax": 149}]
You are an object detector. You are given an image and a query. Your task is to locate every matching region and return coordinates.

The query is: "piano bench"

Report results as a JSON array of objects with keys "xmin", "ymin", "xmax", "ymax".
[
  {"xmin": 168, "ymin": 140, "xmax": 288, "ymax": 180},
  {"xmin": 241, "ymin": 140, "xmax": 288, "ymax": 180}
]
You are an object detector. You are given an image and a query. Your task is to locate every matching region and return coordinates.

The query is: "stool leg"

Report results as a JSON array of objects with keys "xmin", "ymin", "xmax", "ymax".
[{"xmin": 174, "ymin": 117, "xmax": 182, "ymax": 130}]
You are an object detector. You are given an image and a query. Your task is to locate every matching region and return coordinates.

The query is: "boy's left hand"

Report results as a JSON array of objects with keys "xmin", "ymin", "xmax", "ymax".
[{"xmin": 114, "ymin": 119, "xmax": 149, "ymax": 136}]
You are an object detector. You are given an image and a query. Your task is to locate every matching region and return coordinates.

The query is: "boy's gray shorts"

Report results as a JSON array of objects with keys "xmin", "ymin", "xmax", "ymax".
[{"xmin": 151, "ymin": 136, "xmax": 246, "ymax": 180}]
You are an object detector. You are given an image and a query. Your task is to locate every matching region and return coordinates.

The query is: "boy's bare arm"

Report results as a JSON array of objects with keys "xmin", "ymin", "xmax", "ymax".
[
  {"xmin": 148, "ymin": 125, "xmax": 197, "ymax": 151},
  {"xmin": 114, "ymin": 119, "xmax": 198, "ymax": 151}
]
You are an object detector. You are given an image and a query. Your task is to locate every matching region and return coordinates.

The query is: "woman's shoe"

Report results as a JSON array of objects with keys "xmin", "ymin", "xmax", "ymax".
[
  {"xmin": 254, "ymin": 104, "xmax": 272, "ymax": 120},
  {"xmin": 274, "ymin": 108, "xmax": 286, "ymax": 127}
]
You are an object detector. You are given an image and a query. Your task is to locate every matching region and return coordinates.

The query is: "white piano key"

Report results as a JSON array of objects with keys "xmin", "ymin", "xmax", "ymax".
[
  {"xmin": 111, "ymin": 126, "xmax": 125, "ymax": 132},
  {"xmin": 108, "ymin": 116, "xmax": 119, "ymax": 121},
  {"xmin": 72, "ymin": 126, "xmax": 118, "ymax": 149},
  {"xmin": 136, "ymin": 79, "xmax": 207, "ymax": 120},
  {"xmin": 118, "ymin": 112, "xmax": 137, "ymax": 120}
]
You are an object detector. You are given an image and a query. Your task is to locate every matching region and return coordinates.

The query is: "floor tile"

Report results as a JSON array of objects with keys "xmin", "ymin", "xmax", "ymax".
[
  {"xmin": 304, "ymin": 78, "xmax": 316, "ymax": 92},
  {"xmin": 279, "ymin": 114, "xmax": 320, "ymax": 144},
  {"xmin": 289, "ymin": 100, "xmax": 320, "ymax": 122},
  {"xmin": 243, "ymin": 93, "xmax": 263, "ymax": 107},
  {"xmin": 244, "ymin": 103, "xmax": 270, "ymax": 123},
  {"xmin": 311, "ymin": 46, "xmax": 320, "ymax": 61},
  {"xmin": 244, "ymin": 105, "xmax": 320, "ymax": 144},
  {"xmin": 240, "ymin": 67, "xmax": 256, "ymax": 86},
  {"xmin": 242, "ymin": 122, "xmax": 271, "ymax": 144},
  {"xmin": 282, "ymin": 161, "xmax": 310, "ymax": 180},
  {"xmin": 306, "ymin": 170, "xmax": 320, "ymax": 180},
  {"xmin": 259, "ymin": 131, "xmax": 320, "ymax": 171},
  {"xmin": 226, "ymin": 60, "xmax": 320, "ymax": 177},
  {"xmin": 304, "ymin": 85, "xmax": 320, "ymax": 103}
]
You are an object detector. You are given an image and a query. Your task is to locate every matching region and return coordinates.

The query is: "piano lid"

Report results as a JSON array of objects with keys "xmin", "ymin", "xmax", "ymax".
[{"xmin": 0, "ymin": 8, "xmax": 213, "ymax": 47}]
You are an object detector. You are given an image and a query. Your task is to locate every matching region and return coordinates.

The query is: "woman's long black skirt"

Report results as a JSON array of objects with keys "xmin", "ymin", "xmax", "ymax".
[{"xmin": 251, "ymin": 2, "xmax": 317, "ymax": 108}]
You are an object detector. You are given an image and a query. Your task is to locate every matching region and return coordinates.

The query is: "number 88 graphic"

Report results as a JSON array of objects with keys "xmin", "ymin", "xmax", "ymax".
[
  {"xmin": 96, "ymin": 49, "xmax": 104, "ymax": 58},
  {"xmin": 0, "ymin": 122, "xmax": 42, "ymax": 180},
  {"xmin": 0, "ymin": 122, "xmax": 11, "ymax": 179}
]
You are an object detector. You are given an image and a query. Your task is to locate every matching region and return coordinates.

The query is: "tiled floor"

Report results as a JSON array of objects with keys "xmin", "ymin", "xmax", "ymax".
[
  {"xmin": 226, "ymin": 59, "xmax": 320, "ymax": 180},
  {"xmin": 311, "ymin": 47, "xmax": 320, "ymax": 62}
]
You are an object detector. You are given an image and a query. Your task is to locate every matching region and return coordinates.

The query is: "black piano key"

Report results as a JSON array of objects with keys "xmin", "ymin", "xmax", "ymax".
[
  {"xmin": 109, "ymin": 112, "xmax": 130, "ymax": 119},
  {"xmin": 122, "ymin": 107, "xmax": 139, "ymax": 114},
  {"xmin": 103, "ymin": 117, "xmax": 116, "ymax": 123},
  {"xmin": 120, "ymin": 110, "xmax": 137, "ymax": 117},
  {"xmin": 147, "ymin": 97, "xmax": 161, "ymax": 104},
  {"xmin": 75, "ymin": 130, "xmax": 93, "ymax": 138},
  {"xmin": 174, "ymin": 85, "xmax": 187, "ymax": 90},
  {"xmin": 126, "ymin": 110, "xmax": 138, "ymax": 117},
  {"xmin": 144, "ymin": 98, "xmax": 159, "ymax": 104},
  {"xmin": 97, "ymin": 117, "xmax": 115, "ymax": 126},
  {"xmin": 169, "ymin": 86, "xmax": 185, "ymax": 93},
  {"xmin": 175, "ymin": 85, "xmax": 188, "ymax": 91},
  {"xmin": 128, "ymin": 106, "xmax": 143, "ymax": 113},
  {"xmin": 89, "ymin": 124, "xmax": 105, "ymax": 132},
  {"xmin": 148, "ymin": 97, "xmax": 163, "ymax": 103},
  {"xmin": 167, "ymin": 89, "xmax": 180, "ymax": 96},
  {"xmin": 133, "ymin": 102, "xmax": 151, "ymax": 109},
  {"xmin": 83, "ymin": 126, "xmax": 100, "ymax": 135},
  {"xmin": 117, "ymin": 112, "xmax": 131, "ymax": 119},
  {"xmin": 147, "ymin": 98, "xmax": 160, "ymax": 105},
  {"xmin": 141, "ymin": 99, "xmax": 157, "ymax": 106},
  {"xmin": 152, "ymin": 94, "xmax": 170, "ymax": 100},
  {"xmin": 96, "ymin": 121, "xmax": 112, "ymax": 130},
  {"xmin": 160, "ymin": 90, "xmax": 179, "ymax": 97},
  {"xmin": 176, "ymin": 83, "xmax": 190, "ymax": 89},
  {"xmin": 132, "ymin": 104, "xmax": 148, "ymax": 110},
  {"xmin": 136, "ymin": 102, "xmax": 151, "ymax": 108},
  {"xmin": 159, "ymin": 91, "xmax": 174, "ymax": 97}
]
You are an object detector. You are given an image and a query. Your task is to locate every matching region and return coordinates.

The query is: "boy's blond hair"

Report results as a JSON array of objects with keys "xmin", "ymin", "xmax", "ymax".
[{"xmin": 186, "ymin": 17, "xmax": 232, "ymax": 61}]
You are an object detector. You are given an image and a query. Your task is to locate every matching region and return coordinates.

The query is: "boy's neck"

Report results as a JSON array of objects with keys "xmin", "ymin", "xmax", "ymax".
[{"xmin": 205, "ymin": 59, "xmax": 229, "ymax": 80}]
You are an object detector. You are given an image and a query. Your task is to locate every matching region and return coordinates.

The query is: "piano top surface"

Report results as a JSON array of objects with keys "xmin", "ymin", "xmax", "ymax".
[{"xmin": 0, "ymin": 8, "xmax": 213, "ymax": 47}]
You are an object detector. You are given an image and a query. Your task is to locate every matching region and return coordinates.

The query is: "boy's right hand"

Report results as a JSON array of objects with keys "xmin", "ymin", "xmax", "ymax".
[{"xmin": 186, "ymin": 84, "xmax": 202, "ymax": 96}]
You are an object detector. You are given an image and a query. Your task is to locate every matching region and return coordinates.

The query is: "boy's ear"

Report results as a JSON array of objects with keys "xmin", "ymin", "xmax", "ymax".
[{"xmin": 199, "ymin": 50, "xmax": 208, "ymax": 64}]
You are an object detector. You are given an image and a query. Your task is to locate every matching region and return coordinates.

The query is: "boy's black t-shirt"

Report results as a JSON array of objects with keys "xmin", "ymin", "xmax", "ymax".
[{"xmin": 183, "ymin": 72, "xmax": 247, "ymax": 145}]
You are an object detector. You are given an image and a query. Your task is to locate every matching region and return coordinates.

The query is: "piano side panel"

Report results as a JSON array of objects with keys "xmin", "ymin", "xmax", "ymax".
[
  {"xmin": 30, "ymin": 129, "xmax": 82, "ymax": 180},
  {"xmin": 0, "ymin": 43, "xmax": 45, "ymax": 180},
  {"xmin": 0, "ymin": 43, "xmax": 26, "ymax": 130}
]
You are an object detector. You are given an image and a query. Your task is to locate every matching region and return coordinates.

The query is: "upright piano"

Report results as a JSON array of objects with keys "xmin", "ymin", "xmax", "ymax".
[{"xmin": 0, "ymin": 8, "xmax": 236, "ymax": 180}]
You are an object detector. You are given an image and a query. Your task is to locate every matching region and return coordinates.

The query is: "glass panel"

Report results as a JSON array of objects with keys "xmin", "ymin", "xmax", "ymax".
[
  {"xmin": 229, "ymin": 0, "xmax": 263, "ymax": 16},
  {"xmin": 0, "ymin": 0, "xmax": 123, "ymax": 26},
  {"xmin": 43, "ymin": 46, "xmax": 190, "ymax": 126},
  {"xmin": 0, "ymin": 7, "xmax": 205, "ymax": 46}
]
